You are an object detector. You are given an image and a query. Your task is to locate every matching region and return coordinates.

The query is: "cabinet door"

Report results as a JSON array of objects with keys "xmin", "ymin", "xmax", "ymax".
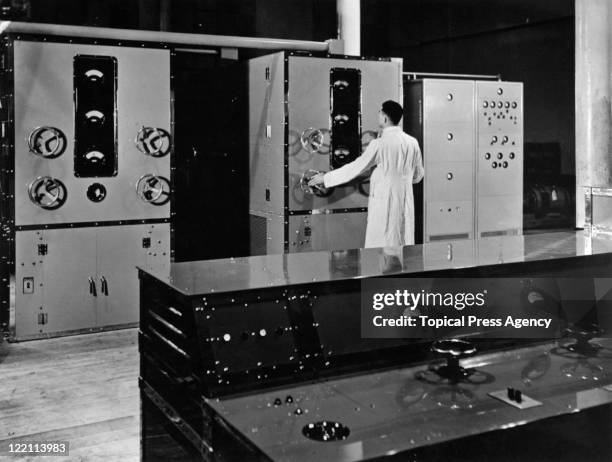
[
  {"xmin": 95, "ymin": 224, "xmax": 170, "ymax": 327},
  {"xmin": 41, "ymin": 228, "xmax": 97, "ymax": 335},
  {"xmin": 14, "ymin": 228, "xmax": 97, "ymax": 339},
  {"xmin": 15, "ymin": 230, "xmax": 46, "ymax": 339},
  {"xmin": 95, "ymin": 226, "xmax": 147, "ymax": 327}
]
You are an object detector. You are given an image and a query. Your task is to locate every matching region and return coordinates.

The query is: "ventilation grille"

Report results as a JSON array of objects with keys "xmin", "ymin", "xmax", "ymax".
[
  {"xmin": 480, "ymin": 230, "xmax": 517, "ymax": 238},
  {"xmin": 429, "ymin": 233, "xmax": 470, "ymax": 241}
]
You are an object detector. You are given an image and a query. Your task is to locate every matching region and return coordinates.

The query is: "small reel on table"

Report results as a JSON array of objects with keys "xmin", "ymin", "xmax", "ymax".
[
  {"xmin": 416, "ymin": 338, "xmax": 494, "ymax": 385},
  {"xmin": 552, "ymin": 323, "xmax": 612, "ymax": 359}
]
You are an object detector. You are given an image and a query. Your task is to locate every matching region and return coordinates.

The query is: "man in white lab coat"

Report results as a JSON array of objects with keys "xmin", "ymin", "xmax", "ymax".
[{"xmin": 308, "ymin": 100, "xmax": 424, "ymax": 248}]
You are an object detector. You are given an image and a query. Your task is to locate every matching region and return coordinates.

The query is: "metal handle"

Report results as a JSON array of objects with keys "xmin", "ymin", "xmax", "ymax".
[
  {"xmin": 88, "ymin": 277, "xmax": 97, "ymax": 297},
  {"xmin": 100, "ymin": 276, "xmax": 108, "ymax": 296}
]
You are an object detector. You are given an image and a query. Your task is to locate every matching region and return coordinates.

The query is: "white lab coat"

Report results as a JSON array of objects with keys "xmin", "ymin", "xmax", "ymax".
[{"xmin": 324, "ymin": 126, "xmax": 424, "ymax": 248}]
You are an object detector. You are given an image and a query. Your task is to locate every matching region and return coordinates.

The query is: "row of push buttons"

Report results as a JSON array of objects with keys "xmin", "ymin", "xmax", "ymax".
[
  {"xmin": 484, "ymin": 152, "xmax": 516, "ymax": 160},
  {"xmin": 483, "ymin": 100, "xmax": 518, "ymax": 109}
]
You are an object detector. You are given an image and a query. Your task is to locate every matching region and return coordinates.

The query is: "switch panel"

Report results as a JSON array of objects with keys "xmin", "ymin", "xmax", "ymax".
[
  {"xmin": 404, "ymin": 78, "xmax": 523, "ymax": 243},
  {"xmin": 476, "ymin": 82, "xmax": 523, "ymax": 237}
]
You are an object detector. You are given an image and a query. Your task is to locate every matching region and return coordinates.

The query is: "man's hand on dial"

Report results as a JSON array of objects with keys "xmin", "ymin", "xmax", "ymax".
[{"xmin": 307, "ymin": 173, "xmax": 325, "ymax": 188}]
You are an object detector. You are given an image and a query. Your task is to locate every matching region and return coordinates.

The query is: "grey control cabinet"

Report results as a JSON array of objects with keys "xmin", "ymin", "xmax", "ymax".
[
  {"xmin": 405, "ymin": 78, "xmax": 523, "ymax": 242},
  {"xmin": 248, "ymin": 52, "xmax": 403, "ymax": 255},
  {"xmin": 1, "ymin": 38, "xmax": 172, "ymax": 340}
]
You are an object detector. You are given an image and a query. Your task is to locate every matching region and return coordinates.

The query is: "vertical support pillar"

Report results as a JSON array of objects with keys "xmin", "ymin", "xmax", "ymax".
[
  {"xmin": 337, "ymin": 0, "xmax": 360, "ymax": 56},
  {"xmin": 575, "ymin": 0, "xmax": 612, "ymax": 227},
  {"xmin": 159, "ymin": 0, "xmax": 171, "ymax": 31},
  {"xmin": 139, "ymin": 0, "xmax": 160, "ymax": 31}
]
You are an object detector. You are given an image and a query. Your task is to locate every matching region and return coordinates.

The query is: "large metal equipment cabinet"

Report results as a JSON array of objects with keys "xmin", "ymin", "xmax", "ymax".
[
  {"xmin": 249, "ymin": 52, "xmax": 403, "ymax": 255},
  {"xmin": 405, "ymin": 78, "xmax": 523, "ymax": 243},
  {"xmin": 1, "ymin": 37, "xmax": 172, "ymax": 340}
]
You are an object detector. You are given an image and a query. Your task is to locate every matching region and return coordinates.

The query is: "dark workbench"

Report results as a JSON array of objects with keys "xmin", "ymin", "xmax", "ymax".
[{"xmin": 138, "ymin": 230, "xmax": 612, "ymax": 461}]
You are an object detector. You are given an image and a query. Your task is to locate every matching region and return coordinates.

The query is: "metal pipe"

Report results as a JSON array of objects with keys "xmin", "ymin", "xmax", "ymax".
[
  {"xmin": 575, "ymin": 0, "xmax": 612, "ymax": 228},
  {"xmin": 0, "ymin": 21, "xmax": 330, "ymax": 52},
  {"xmin": 403, "ymin": 71, "xmax": 501, "ymax": 81},
  {"xmin": 337, "ymin": 0, "xmax": 360, "ymax": 56}
]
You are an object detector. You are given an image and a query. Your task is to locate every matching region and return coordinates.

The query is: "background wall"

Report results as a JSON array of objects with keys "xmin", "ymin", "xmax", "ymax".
[{"xmin": 363, "ymin": 0, "xmax": 575, "ymax": 176}]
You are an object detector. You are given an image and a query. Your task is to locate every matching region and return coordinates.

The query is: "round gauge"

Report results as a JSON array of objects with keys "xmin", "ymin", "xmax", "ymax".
[{"xmin": 86, "ymin": 183, "xmax": 107, "ymax": 203}]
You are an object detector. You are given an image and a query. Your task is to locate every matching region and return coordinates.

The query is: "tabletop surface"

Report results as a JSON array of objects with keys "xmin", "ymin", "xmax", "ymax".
[
  {"xmin": 138, "ymin": 231, "xmax": 612, "ymax": 296},
  {"xmin": 207, "ymin": 340, "xmax": 612, "ymax": 461}
]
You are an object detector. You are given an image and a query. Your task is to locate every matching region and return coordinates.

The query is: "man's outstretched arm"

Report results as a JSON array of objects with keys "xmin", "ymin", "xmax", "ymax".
[{"xmin": 322, "ymin": 140, "xmax": 380, "ymax": 188}]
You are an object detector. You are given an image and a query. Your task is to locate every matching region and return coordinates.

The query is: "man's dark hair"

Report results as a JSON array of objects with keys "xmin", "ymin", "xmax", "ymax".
[{"xmin": 381, "ymin": 100, "xmax": 403, "ymax": 125}]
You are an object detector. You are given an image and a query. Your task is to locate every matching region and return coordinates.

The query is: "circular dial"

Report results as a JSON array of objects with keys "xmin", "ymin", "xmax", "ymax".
[
  {"xmin": 27, "ymin": 126, "xmax": 67, "ymax": 158},
  {"xmin": 300, "ymin": 127, "xmax": 325, "ymax": 154},
  {"xmin": 27, "ymin": 176, "xmax": 67, "ymax": 210},
  {"xmin": 86, "ymin": 183, "xmax": 107, "ymax": 203},
  {"xmin": 135, "ymin": 126, "xmax": 171, "ymax": 157},
  {"xmin": 135, "ymin": 174, "xmax": 170, "ymax": 205},
  {"xmin": 300, "ymin": 169, "xmax": 334, "ymax": 198}
]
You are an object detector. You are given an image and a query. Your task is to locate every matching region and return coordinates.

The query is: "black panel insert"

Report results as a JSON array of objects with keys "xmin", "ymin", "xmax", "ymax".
[
  {"xmin": 74, "ymin": 55, "xmax": 118, "ymax": 177},
  {"xmin": 330, "ymin": 68, "xmax": 361, "ymax": 169}
]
